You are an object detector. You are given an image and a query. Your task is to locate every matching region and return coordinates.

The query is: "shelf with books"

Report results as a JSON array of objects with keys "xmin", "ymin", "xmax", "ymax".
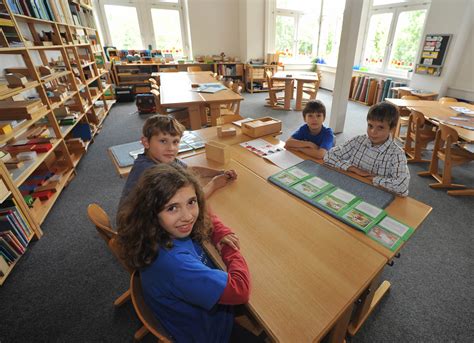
[
  {"xmin": 29, "ymin": 166, "xmax": 74, "ymax": 224},
  {"xmin": 0, "ymin": 0, "xmax": 111, "ymax": 284},
  {"xmin": 349, "ymin": 73, "xmax": 408, "ymax": 106}
]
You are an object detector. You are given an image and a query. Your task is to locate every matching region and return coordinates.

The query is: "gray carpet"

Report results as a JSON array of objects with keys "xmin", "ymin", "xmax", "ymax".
[{"xmin": 0, "ymin": 90, "xmax": 473, "ymax": 343}]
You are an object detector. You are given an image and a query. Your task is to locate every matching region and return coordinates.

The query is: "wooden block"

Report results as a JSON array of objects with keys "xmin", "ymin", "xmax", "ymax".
[
  {"xmin": 217, "ymin": 126, "xmax": 237, "ymax": 138},
  {"xmin": 38, "ymin": 66, "xmax": 53, "ymax": 76},
  {"xmin": 0, "ymin": 122, "xmax": 13, "ymax": 135},
  {"xmin": 34, "ymin": 181, "xmax": 60, "ymax": 193},
  {"xmin": 205, "ymin": 140, "xmax": 230, "ymax": 164},
  {"xmin": 241, "ymin": 117, "xmax": 282, "ymax": 138},
  {"xmin": 32, "ymin": 189, "xmax": 55, "ymax": 201},
  {"xmin": 5, "ymin": 73, "xmax": 28, "ymax": 88}
]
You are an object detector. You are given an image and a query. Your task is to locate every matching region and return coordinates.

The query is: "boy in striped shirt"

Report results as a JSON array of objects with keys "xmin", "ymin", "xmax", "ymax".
[{"xmin": 324, "ymin": 102, "xmax": 410, "ymax": 196}]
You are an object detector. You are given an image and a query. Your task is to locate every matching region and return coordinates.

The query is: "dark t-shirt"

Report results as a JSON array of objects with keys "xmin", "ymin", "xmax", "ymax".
[{"xmin": 118, "ymin": 154, "xmax": 187, "ymax": 210}]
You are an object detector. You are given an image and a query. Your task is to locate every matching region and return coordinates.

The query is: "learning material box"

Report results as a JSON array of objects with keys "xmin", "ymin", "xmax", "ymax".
[{"xmin": 241, "ymin": 117, "xmax": 282, "ymax": 138}]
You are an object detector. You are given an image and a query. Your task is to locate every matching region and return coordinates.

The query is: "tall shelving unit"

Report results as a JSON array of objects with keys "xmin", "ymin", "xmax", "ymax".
[{"xmin": 0, "ymin": 0, "xmax": 113, "ymax": 284}]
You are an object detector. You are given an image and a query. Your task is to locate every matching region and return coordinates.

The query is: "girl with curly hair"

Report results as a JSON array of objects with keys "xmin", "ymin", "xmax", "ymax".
[{"xmin": 117, "ymin": 164, "xmax": 251, "ymax": 343}]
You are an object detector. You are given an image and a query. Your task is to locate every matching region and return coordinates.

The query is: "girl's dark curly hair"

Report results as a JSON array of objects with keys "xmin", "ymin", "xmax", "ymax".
[{"xmin": 117, "ymin": 164, "xmax": 211, "ymax": 269}]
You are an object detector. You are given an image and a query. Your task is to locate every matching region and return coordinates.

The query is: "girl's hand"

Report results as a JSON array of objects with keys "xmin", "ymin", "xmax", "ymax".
[{"xmin": 217, "ymin": 233, "xmax": 240, "ymax": 252}]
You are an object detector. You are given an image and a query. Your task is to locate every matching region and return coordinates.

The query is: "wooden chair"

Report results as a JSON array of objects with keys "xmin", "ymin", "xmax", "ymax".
[
  {"xmin": 161, "ymin": 68, "xmax": 178, "ymax": 73},
  {"xmin": 394, "ymin": 95, "xmax": 421, "ymax": 142},
  {"xmin": 300, "ymin": 79, "xmax": 320, "ymax": 106},
  {"xmin": 404, "ymin": 110, "xmax": 437, "ymax": 163},
  {"xmin": 217, "ymin": 84, "xmax": 244, "ymax": 125},
  {"xmin": 438, "ymin": 97, "xmax": 458, "ymax": 104},
  {"xmin": 130, "ymin": 271, "xmax": 173, "ymax": 342},
  {"xmin": 187, "ymin": 66, "xmax": 202, "ymax": 72},
  {"xmin": 86, "ymin": 204, "xmax": 132, "ymax": 306},
  {"xmin": 265, "ymin": 70, "xmax": 285, "ymax": 108},
  {"xmin": 149, "ymin": 89, "xmax": 190, "ymax": 128},
  {"xmin": 418, "ymin": 123, "xmax": 474, "ymax": 190}
]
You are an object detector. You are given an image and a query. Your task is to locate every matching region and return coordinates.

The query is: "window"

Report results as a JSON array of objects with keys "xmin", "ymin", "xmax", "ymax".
[
  {"xmin": 151, "ymin": 8, "xmax": 184, "ymax": 57},
  {"xmin": 103, "ymin": 4, "xmax": 143, "ymax": 49},
  {"xmin": 270, "ymin": 0, "xmax": 345, "ymax": 65},
  {"xmin": 99, "ymin": 0, "xmax": 190, "ymax": 57},
  {"xmin": 361, "ymin": 0, "xmax": 429, "ymax": 75}
]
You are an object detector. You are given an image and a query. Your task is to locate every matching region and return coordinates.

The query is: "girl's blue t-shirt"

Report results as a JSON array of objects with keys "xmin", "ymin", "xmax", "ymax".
[
  {"xmin": 141, "ymin": 238, "xmax": 233, "ymax": 343},
  {"xmin": 291, "ymin": 124, "xmax": 334, "ymax": 150}
]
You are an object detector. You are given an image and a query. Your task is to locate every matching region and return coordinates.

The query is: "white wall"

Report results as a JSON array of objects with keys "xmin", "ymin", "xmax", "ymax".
[
  {"xmin": 410, "ymin": 0, "xmax": 474, "ymax": 100},
  {"xmin": 446, "ymin": 10, "xmax": 474, "ymax": 100},
  {"xmin": 187, "ymin": 0, "xmax": 241, "ymax": 58}
]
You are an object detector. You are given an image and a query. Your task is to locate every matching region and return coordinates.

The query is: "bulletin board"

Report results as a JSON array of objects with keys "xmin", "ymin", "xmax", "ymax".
[{"xmin": 415, "ymin": 34, "xmax": 452, "ymax": 76}]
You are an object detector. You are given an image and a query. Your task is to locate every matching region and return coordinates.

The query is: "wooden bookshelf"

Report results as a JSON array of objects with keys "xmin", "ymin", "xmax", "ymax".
[
  {"xmin": 111, "ymin": 62, "xmax": 245, "ymax": 93},
  {"xmin": 0, "ymin": 0, "xmax": 113, "ymax": 284}
]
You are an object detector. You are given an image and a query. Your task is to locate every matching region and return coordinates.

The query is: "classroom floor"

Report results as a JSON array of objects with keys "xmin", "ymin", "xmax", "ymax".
[{"xmin": 0, "ymin": 89, "xmax": 473, "ymax": 342}]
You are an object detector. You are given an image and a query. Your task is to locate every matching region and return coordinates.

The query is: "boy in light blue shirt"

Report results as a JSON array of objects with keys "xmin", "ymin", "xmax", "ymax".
[{"xmin": 285, "ymin": 100, "xmax": 334, "ymax": 159}]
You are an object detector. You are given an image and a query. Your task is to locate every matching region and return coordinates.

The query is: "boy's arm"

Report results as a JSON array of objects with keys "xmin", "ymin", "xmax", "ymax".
[
  {"xmin": 285, "ymin": 138, "xmax": 317, "ymax": 149},
  {"xmin": 372, "ymin": 152, "xmax": 410, "ymax": 197},
  {"xmin": 323, "ymin": 137, "xmax": 358, "ymax": 170},
  {"xmin": 297, "ymin": 146, "xmax": 327, "ymax": 159},
  {"xmin": 189, "ymin": 165, "xmax": 223, "ymax": 178}
]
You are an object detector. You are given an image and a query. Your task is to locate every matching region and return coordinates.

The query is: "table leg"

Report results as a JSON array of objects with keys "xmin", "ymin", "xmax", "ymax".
[
  {"xmin": 295, "ymin": 80, "xmax": 304, "ymax": 111},
  {"xmin": 284, "ymin": 80, "xmax": 292, "ymax": 110},
  {"xmin": 447, "ymin": 188, "xmax": 474, "ymax": 196},
  {"xmin": 209, "ymin": 103, "xmax": 221, "ymax": 126},
  {"xmin": 188, "ymin": 104, "xmax": 202, "ymax": 130},
  {"xmin": 327, "ymin": 304, "xmax": 353, "ymax": 343},
  {"xmin": 348, "ymin": 270, "xmax": 391, "ymax": 336}
]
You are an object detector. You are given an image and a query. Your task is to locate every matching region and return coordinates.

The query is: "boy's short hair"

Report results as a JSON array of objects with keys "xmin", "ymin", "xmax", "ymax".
[
  {"xmin": 142, "ymin": 115, "xmax": 185, "ymax": 140},
  {"xmin": 303, "ymin": 100, "xmax": 326, "ymax": 119},
  {"xmin": 367, "ymin": 102, "xmax": 399, "ymax": 129}
]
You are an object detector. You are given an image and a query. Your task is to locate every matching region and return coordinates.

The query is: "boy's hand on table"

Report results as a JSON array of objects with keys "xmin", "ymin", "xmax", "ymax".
[
  {"xmin": 217, "ymin": 233, "xmax": 240, "ymax": 252},
  {"xmin": 211, "ymin": 171, "xmax": 237, "ymax": 190}
]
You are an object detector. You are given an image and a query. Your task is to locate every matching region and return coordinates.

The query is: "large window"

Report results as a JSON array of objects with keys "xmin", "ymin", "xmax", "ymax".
[
  {"xmin": 361, "ymin": 0, "xmax": 429, "ymax": 75},
  {"xmin": 270, "ymin": 0, "xmax": 345, "ymax": 65},
  {"xmin": 99, "ymin": 0, "xmax": 190, "ymax": 57}
]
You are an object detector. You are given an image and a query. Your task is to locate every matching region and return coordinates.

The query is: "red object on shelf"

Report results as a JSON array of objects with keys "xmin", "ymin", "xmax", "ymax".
[{"xmin": 31, "ymin": 190, "xmax": 55, "ymax": 201}]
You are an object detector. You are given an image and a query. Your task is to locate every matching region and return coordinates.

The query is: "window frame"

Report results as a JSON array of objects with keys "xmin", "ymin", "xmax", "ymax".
[
  {"xmin": 360, "ymin": 0, "xmax": 430, "ymax": 76},
  {"xmin": 267, "ymin": 0, "xmax": 348, "ymax": 66},
  {"xmin": 96, "ymin": 0, "xmax": 191, "ymax": 57}
]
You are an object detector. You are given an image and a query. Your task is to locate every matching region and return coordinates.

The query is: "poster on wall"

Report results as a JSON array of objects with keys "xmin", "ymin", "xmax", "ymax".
[{"xmin": 415, "ymin": 34, "xmax": 452, "ymax": 76}]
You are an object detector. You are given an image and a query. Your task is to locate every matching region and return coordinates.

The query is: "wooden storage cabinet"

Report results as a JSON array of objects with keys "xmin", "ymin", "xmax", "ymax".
[
  {"xmin": 0, "ymin": 0, "xmax": 113, "ymax": 284},
  {"xmin": 245, "ymin": 64, "xmax": 280, "ymax": 93}
]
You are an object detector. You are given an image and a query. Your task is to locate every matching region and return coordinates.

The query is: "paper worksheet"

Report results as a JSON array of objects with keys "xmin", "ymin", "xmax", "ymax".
[{"xmin": 263, "ymin": 150, "xmax": 304, "ymax": 169}]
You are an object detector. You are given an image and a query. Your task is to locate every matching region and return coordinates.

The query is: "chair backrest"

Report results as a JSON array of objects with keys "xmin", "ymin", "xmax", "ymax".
[
  {"xmin": 439, "ymin": 123, "xmax": 459, "ymax": 145},
  {"xmin": 265, "ymin": 70, "xmax": 274, "ymax": 87},
  {"xmin": 148, "ymin": 78, "xmax": 157, "ymax": 85},
  {"xmin": 187, "ymin": 66, "xmax": 202, "ymax": 72},
  {"xmin": 401, "ymin": 95, "xmax": 420, "ymax": 100},
  {"xmin": 161, "ymin": 68, "xmax": 178, "ymax": 73},
  {"xmin": 408, "ymin": 110, "xmax": 427, "ymax": 131},
  {"xmin": 130, "ymin": 271, "xmax": 173, "ymax": 343},
  {"xmin": 87, "ymin": 203, "xmax": 115, "ymax": 243},
  {"xmin": 438, "ymin": 97, "xmax": 458, "ymax": 104}
]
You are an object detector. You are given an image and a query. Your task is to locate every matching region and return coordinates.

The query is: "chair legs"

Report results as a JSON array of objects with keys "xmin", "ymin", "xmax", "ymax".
[
  {"xmin": 114, "ymin": 289, "xmax": 131, "ymax": 307},
  {"xmin": 134, "ymin": 325, "xmax": 149, "ymax": 342}
]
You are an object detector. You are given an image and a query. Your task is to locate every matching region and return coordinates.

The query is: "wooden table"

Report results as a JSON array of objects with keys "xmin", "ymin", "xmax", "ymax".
[
  {"xmin": 159, "ymin": 71, "xmax": 243, "ymax": 129},
  {"xmin": 390, "ymin": 86, "xmax": 438, "ymax": 100},
  {"xmin": 271, "ymin": 71, "xmax": 319, "ymax": 111},
  {"xmin": 182, "ymin": 131, "xmax": 431, "ymax": 340},
  {"xmin": 185, "ymin": 156, "xmax": 387, "ymax": 343}
]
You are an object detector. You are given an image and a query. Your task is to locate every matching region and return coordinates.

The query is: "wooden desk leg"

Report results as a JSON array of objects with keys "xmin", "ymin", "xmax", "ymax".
[
  {"xmin": 447, "ymin": 188, "xmax": 474, "ymax": 196},
  {"xmin": 284, "ymin": 80, "xmax": 292, "ymax": 110},
  {"xmin": 295, "ymin": 80, "xmax": 304, "ymax": 111},
  {"xmin": 199, "ymin": 104, "xmax": 208, "ymax": 125},
  {"xmin": 209, "ymin": 103, "xmax": 221, "ymax": 126},
  {"xmin": 188, "ymin": 104, "xmax": 202, "ymax": 130},
  {"xmin": 327, "ymin": 304, "xmax": 353, "ymax": 343},
  {"xmin": 348, "ymin": 270, "xmax": 391, "ymax": 336}
]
